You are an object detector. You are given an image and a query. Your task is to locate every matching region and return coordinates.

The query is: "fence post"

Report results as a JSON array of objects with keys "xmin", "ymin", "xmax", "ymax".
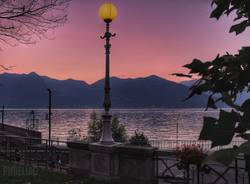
[
  {"xmin": 155, "ymin": 150, "xmax": 159, "ymax": 184},
  {"xmin": 201, "ymin": 173, "xmax": 204, "ymax": 184},
  {"xmin": 241, "ymin": 173, "xmax": 245, "ymax": 184},
  {"xmin": 235, "ymin": 158, "xmax": 238, "ymax": 184},
  {"xmin": 45, "ymin": 139, "xmax": 48, "ymax": 168},
  {"xmin": 191, "ymin": 166, "xmax": 195, "ymax": 184},
  {"xmin": 186, "ymin": 164, "xmax": 190, "ymax": 184},
  {"xmin": 24, "ymin": 137, "xmax": 27, "ymax": 166},
  {"xmin": 197, "ymin": 165, "xmax": 200, "ymax": 184},
  {"xmin": 29, "ymin": 136, "xmax": 31, "ymax": 165},
  {"xmin": 4, "ymin": 136, "xmax": 7, "ymax": 161}
]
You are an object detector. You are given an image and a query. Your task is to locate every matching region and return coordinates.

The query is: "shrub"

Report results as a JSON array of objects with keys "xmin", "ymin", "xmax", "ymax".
[
  {"xmin": 111, "ymin": 116, "xmax": 128, "ymax": 142},
  {"xmin": 175, "ymin": 144, "xmax": 206, "ymax": 165},
  {"xmin": 87, "ymin": 112, "xmax": 128, "ymax": 143},
  {"xmin": 87, "ymin": 112, "xmax": 102, "ymax": 142},
  {"xmin": 129, "ymin": 130, "xmax": 151, "ymax": 147}
]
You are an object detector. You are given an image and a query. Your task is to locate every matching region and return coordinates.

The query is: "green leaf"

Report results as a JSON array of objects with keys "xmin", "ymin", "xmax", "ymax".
[
  {"xmin": 210, "ymin": 0, "xmax": 231, "ymax": 19},
  {"xmin": 203, "ymin": 148, "xmax": 237, "ymax": 166},
  {"xmin": 184, "ymin": 59, "xmax": 210, "ymax": 74},
  {"xmin": 199, "ymin": 110, "xmax": 238, "ymax": 148},
  {"xmin": 221, "ymin": 92, "xmax": 242, "ymax": 111},
  {"xmin": 206, "ymin": 95, "xmax": 217, "ymax": 110},
  {"xmin": 172, "ymin": 73, "xmax": 192, "ymax": 78},
  {"xmin": 237, "ymin": 141, "xmax": 250, "ymax": 155},
  {"xmin": 199, "ymin": 117, "xmax": 217, "ymax": 140},
  {"xmin": 229, "ymin": 20, "xmax": 249, "ymax": 35},
  {"xmin": 242, "ymin": 99, "xmax": 250, "ymax": 111},
  {"xmin": 239, "ymin": 99, "xmax": 250, "ymax": 130},
  {"xmin": 238, "ymin": 134, "xmax": 250, "ymax": 141},
  {"xmin": 211, "ymin": 110, "xmax": 238, "ymax": 147}
]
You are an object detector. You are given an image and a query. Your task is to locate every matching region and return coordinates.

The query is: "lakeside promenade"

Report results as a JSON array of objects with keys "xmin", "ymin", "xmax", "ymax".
[{"xmin": 0, "ymin": 124, "xmax": 248, "ymax": 184}]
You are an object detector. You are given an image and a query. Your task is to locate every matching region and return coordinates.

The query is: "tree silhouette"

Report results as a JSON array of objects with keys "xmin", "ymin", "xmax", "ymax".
[
  {"xmin": 174, "ymin": 0, "xmax": 250, "ymax": 178},
  {"xmin": 210, "ymin": 0, "xmax": 250, "ymax": 35},
  {"xmin": 0, "ymin": 0, "xmax": 71, "ymax": 46}
]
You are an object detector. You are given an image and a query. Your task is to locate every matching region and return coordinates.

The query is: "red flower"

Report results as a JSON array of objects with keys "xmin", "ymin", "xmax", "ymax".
[{"xmin": 174, "ymin": 144, "xmax": 206, "ymax": 165}]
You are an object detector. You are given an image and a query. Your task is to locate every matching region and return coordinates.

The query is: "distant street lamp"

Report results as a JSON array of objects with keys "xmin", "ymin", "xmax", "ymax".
[
  {"xmin": 47, "ymin": 89, "xmax": 52, "ymax": 148},
  {"xmin": 1, "ymin": 105, "xmax": 4, "ymax": 130},
  {"xmin": 98, "ymin": 3, "xmax": 117, "ymax": 144}
]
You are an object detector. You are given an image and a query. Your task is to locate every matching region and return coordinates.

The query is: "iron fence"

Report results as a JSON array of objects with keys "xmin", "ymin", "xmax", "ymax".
[
  {"xmin": 0, "ymin": 135, "xmax": 69, "ymax": 171},
  {"xmin": 155, "ymin": 150, "xmax": 249, "ymax": 184},
  {"xmin": 1, "ymin": 134, "xmax": 249, "ymax": 184},
  {"xmin": 150, "ymin": 139, "xmax": 246, "ymax": 151}
]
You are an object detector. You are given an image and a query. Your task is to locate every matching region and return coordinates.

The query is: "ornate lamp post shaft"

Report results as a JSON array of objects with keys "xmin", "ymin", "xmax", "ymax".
[
  {"xmin": 98, "ymin": 3, "xmax": 117, "ymax": 144},
  {"xmin": 100, "ymin": 22, "xmax": 116, "ymax": 144}
]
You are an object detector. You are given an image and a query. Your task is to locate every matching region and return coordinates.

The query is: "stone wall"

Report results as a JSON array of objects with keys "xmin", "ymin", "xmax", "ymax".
[
  {"xmin": 89, "ymin": 143, "xmax": 120, "ymax": 182},
  {"xmin": 117, "ymin": 145, "xmax": 157, "ymax": 184},
  {"xmin": 67, "ymin": 142, "xmax": 90, "ymax": 177},
  {"xmin": 67, "ymin": 142, "xmax": 157, "ymax": 184}
]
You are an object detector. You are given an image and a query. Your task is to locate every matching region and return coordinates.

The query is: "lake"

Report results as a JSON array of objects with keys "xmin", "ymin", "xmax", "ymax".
[{"xmin": 2, "ymin": 108, "xmax": 219, "ymax": 141}]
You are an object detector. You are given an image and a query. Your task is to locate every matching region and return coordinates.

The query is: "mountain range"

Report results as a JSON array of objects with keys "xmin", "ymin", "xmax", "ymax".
[
  {"xmin": 181, "ymin": 80, "xmax": 250, "ymax": 106},
  {"xmin": 0, "ymin": 72, "xmax": 208, "ymax": 108}
]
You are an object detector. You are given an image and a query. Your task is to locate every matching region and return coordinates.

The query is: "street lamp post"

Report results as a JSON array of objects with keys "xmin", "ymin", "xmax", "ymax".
[
  {"xmin": 47, "ymin": 89, "xmax": 52, "ymax": 148},
  {"xmin": 99, "ymin": 3, "xmax": 117, "ymax": 144},
  {"xmin": 1, "ymin": 105, "xmax": 4, "ymax": 130}
]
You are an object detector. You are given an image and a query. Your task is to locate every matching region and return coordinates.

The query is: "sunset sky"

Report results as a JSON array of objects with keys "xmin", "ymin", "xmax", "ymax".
[{"xmin": 1, "ymin": 0, "xmax": 250, "ymax": 84}]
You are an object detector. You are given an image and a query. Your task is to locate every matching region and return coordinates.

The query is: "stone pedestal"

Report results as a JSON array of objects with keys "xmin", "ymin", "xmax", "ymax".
[
  {"xmin": 117, "ymin": 145, "xmax": 157, "ymax": 184},
  {"xmin": 67, "ymin": 142, "xmax": 157, "ymax": 183},
  {"xmin": 67, "ymin": 141, "xmax": 90, "ymax": 177},
  {"xmin": 89, "ymin": 143, "xmax": 121, "ymax": 183}
]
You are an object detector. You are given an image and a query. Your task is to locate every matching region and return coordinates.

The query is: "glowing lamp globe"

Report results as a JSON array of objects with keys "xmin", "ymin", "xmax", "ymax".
[{"xmin": 99, "ymin": 3, "xmax": 117, "ymax": 23}]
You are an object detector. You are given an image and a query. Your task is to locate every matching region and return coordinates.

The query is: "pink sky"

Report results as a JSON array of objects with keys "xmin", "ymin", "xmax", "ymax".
[{"xmin": 1, "ymin": 0, "xmax": 250, "ymax": 84}]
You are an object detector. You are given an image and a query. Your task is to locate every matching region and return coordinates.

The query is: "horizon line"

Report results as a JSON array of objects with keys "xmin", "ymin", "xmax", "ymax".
[{"xmin": 1, "ymin": 71, "xmax": 196, "ymax": 85}]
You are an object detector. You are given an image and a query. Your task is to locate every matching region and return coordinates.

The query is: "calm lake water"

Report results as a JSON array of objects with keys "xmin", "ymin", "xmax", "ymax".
[{"xmin": 2, "ymin": 109, "xmax": 219, "ymax": 141}]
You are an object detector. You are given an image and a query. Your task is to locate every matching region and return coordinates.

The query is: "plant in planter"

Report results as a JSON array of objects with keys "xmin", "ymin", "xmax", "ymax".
[
  {"xmin": 129, "ymin": 130, "xmax": 151, "ymax": 147},
  {"xmin": 175, "ymin": 144, "xmax": 206, "ymax": 166}
]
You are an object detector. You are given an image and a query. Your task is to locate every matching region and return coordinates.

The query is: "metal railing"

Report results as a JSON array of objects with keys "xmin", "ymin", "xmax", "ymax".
[
  {"xmin": 0, "ymin": 135, "xmax": 69, "ymax": 171},
  {"xmin": 150, "ymin": 139, "xmax": 246, "ymax": 151},
  {"xmin": 155, "ymin": 152, "xmax": 248, "ymax": 184}
]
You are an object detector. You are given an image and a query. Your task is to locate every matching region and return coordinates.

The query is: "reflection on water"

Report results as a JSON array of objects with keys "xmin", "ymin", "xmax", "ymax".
[{"xmin": 4, "ymin": 109, "xmax": 219, "ymax": 141}]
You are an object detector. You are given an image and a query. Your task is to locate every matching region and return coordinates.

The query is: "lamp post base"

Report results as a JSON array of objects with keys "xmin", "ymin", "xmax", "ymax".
[{"xmin": 100, "ymin": 114, "xmax": 114, "ymax": 145}]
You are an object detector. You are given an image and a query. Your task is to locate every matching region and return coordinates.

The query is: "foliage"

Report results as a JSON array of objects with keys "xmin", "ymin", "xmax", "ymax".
[
  {"xmin": 0, "ymin": 160, "xmax": 74, "ymax": 184},
  {"xmin": 0, "ymin": 160, "xmax": 110, "ymax": 184},
  {"xmin": 173, "ymin": 0, "xmax": 250, "ymax": 166},
  {"xmin": 203, "ymin": 148, "xmax": 237, "ymax": 166},
  {"xmin": 87, "ymin": 112, "xmax": 102, "ymax": 142},
  {"xmin": 129, "ymin": 130, "xmax": 151, "ymax": 147},
  {"xmin": 176, "ymin": 48, "xmax": 250, "ymax": 164},
  {"xmin": 175, "ymin": 144, "xmax": 206, "ymax": 165},
  {"xmin": 175, "ymin": 47, "xmax": 250, "ymax": 151},
  {"xmin": 111, "ymin": 116, "xmax": 128, "ymax": 143},
  {"xmin": 87, "ymin": 112, "xmax": 128, "ymax": 143},
  {"xmin": 0, "ymin": 0, "xmax": 71, "ymax": 46},
  {"xmin": 210, "ymin": 0, "xmax": 250, "ymax": 35}
]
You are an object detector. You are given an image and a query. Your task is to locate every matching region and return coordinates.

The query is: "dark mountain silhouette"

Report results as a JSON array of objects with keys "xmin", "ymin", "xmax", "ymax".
[{"xmin": 0, "ymin": 72, "xmax": 208, "ymax": 108}]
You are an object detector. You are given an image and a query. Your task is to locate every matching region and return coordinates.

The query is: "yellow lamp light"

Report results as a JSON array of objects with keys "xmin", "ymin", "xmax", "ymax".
[{"xmin": 99, "ymin": 3, "xmax": 117, "ymax": 23}]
